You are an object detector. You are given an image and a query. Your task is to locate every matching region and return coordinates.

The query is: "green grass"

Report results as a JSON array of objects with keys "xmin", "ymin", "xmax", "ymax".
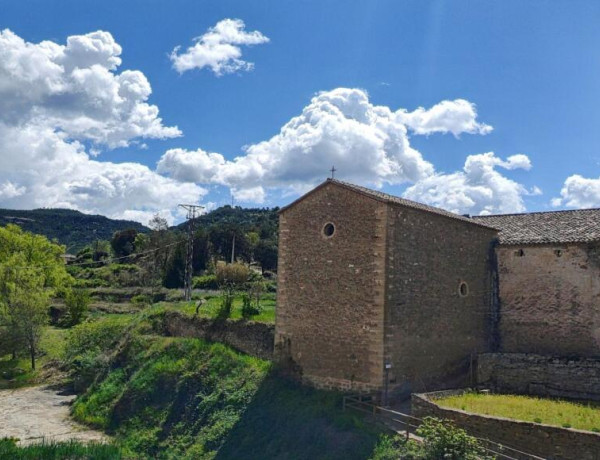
[
  {"xmin": 159, "ymin": 292, "xmax": 276, "ymax": 324},
  {"xmin": 70, "ymin": 329, "xmax": 381, "ymax": 459},
  {"xmin": 0, "ymin": 437, "xmax": 121, "ymax": 459},
  {"xmin": 436, "ymin": 392, "xmax": 600, "ymax": 432},
  {"xmin": 0, "ymin": 326, "xmax": 68, "ymax": 389}
]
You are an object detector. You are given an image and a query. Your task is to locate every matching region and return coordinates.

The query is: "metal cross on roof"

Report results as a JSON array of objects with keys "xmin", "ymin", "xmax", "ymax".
[{"xmin": 330, "ymin": 166, "xmax": 337, "ymax": 179}]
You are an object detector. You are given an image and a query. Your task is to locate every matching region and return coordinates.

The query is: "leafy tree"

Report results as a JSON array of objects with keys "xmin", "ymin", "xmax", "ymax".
[
  {"xmin": 111, "ymin": 228, "xmax": 138, "ymax": 258},
  {"xmin": 0, "ymin": 225, "xmax": 71, "ymax": 369},
  {"xmin": 209, "ymin": 224, "xmax": 250, "ymax": 262},
  {"xmin": 254, "ymin": 239, "xmax": 278, "ymax": 273},
  {"xmin": 137, "ymin": 214, "xmax": 178, "ymax": 292},
  {"xmin": 64, "ymin": 288, "xmax": 90, "ymax": 326},
  {"xmin": 215, "ymin": 262, "xmax": 250, "ymax": 319}
]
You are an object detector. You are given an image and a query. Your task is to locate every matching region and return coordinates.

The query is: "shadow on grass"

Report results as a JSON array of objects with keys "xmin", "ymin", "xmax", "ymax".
[{"xmin": 215, "ymin": 371, "xmax": 382, "ymax": 460}]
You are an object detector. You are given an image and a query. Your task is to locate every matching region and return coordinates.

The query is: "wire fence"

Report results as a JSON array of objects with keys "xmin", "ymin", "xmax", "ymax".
[{"xmin": 342, "ymin": 394, "xmax": 546, "ymax": 460}]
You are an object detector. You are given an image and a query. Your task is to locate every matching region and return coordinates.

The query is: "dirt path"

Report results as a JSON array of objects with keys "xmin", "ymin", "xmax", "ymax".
[{"xmin": 0, "ymin": 385, "xmax": 107, "ymax": 445}]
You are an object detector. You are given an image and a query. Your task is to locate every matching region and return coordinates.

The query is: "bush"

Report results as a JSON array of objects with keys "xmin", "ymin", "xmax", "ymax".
[
  {"xmin": 64, "ymin": 318, "xmax": 130, "ymax": 391},
  {"xmin": 241, "ymin": 293, "xmax": 261, "ymax": 319},
  {"xmin": 193, "ymin": 274, "xmax": 219, "ymax": 290},
  {"xmin": 417, "ymin": 417, "xmax": 491, "ymax": 460},
  {"xmin": 370, "ymin": 417, "xmax": 492, "ymax": 460},
  {"xmin": 217, "ymin": 291, "xmax": 234, "ymax": 320},
  {"xmin": 215, "ymin": 262, "xmax": 250, "ymax": 287},
  {"xmin": 63, "ymin": 289, "xmax": 90, "ymax": 326},
  {"xmin": 131, "ymin": 294, "xmax": 152, "ymax": 305}
]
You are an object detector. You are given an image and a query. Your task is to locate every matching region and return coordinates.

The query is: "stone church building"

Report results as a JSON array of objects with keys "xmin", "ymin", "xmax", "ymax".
[{"xmin": 275, "ymin": 179, "xmax": 600, "ymax": 397}]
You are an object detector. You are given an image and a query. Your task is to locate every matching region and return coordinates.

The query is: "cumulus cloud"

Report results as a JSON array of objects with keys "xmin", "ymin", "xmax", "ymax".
[
  {"xmin": 552, "ymin": 174, "xmax": 600, "ymax": 209},
  {"xmin": 158, "ymin": 88, "xmax": 498, "ymax": 203},
  {"xmin": 397, "ymin": 99, "xmax": 493, "ymax": 136},
  {"xmin": 0, "ymin": 29, "xmax": 204, "ymax": 223},
  {"xmin": 403, "ymin": 152, "xmax": 535, "ymax": 215},
  {"xmin": 170, "ymin": 19, "xmax": 269, "ymax": 75}
]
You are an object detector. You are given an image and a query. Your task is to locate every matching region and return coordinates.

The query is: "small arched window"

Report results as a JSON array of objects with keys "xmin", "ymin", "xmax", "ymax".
[{"xmin": 458, "ymin": 282, "xmax": 469, "ymax": 297}]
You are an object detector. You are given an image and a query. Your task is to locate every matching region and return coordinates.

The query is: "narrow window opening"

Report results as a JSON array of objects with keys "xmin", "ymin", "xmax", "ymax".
[
  {"xmin": 515, "ymin": 249, "xmax": 525, "ymax": 257},
  {"xmin": 459, "ymin": 282, "xmax": 469, "ymax": 297},
  {"xmin": 323, "ymin": 222, "xmax": 335, "ymax": 237},
  {"xmin": 554, "ymin": 249, "xmax": 562, "ymax": 257}
]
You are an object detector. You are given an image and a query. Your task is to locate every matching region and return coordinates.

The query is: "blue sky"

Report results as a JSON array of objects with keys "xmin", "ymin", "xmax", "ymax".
[{"xmin": 1, "ymin": 1, "xmax": 600, "ymax": 223}]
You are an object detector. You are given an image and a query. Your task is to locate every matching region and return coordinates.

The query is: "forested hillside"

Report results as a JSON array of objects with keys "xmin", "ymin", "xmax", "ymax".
[
  {"xmin": 0, "ymin": 206, "xmax": 279, "ymax": 255},
  {"xmin": 0, "ymin": 208, "xmax": 149, "ymax": 253}
]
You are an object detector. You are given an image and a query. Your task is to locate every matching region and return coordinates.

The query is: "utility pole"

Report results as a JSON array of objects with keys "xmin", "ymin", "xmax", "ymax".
[{"xmin": 178, "ymin": 204, "xmax": 204, "ymax": 302}]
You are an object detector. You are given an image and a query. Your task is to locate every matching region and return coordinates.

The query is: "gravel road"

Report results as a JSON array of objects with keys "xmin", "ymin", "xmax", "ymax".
[{"xmin": 0, "ymin": 385, "xmax": 106, "ymax": 445}]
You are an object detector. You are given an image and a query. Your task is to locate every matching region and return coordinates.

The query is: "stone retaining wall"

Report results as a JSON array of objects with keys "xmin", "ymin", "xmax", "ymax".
[
  {"xmin": 161, "ymin": 310, "xmax": 274, "ymax": 360},
  {"xmin": 412, "ymin": 390, "xmax": 600, "ymax": 460},
  {"xmin": 478, "ymin": 353, "xmax": 600, "ymax": 401}
]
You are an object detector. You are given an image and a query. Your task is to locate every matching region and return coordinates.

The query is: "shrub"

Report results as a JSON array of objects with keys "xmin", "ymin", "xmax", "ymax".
[
  {"xmin": 131, "ymin": 294, "xmax": 152, "ymax": 305},
  {"xmin": 193, "ymin": 274, "xmax": 219, "ymax": 290},
  {"xmin": 217, "ymin": 291, "xmax": 234, "ymax": 320},
  {"xmin": 63, "ymin": 288, "xmax": 90, "ymax": 326},
  {"xmin": 417, "ymin": 417, "xmax": 491, "ymax": 460},
  {"xmin": 64, "ymin": 318, "xmax": 130, "ymax": 391},
  {"xmin": 241, "ymin": 293, "xmax": 261, "ymax": 319}
]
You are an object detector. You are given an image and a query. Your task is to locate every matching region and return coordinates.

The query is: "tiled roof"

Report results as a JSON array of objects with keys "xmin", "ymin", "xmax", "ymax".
[
  {"xmin": 327, "ymin": 180, "xmax": 498, "ymax": 230},
  {"xmin": 473, "ymin": 209, "xmax": 600, "ymax": 245}
]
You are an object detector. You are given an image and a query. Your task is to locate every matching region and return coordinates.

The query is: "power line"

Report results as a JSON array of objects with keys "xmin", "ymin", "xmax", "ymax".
[
  {"xmin": 178, "ymin": 204, "xmax": 204, "ymax": 302},
  {"xmin": 2, "ymin": 240, "xmax": 182, "ymax": 271}
]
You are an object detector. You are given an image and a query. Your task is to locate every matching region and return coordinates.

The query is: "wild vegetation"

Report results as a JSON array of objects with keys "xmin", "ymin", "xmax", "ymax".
[
  {"xmin": 0, "ymin": 208, "xmax": 148, "ymax": 254},
  {"xmin": 436, "ymin": 392, "xmax": 600, "ymax": 432},
  {"xmin": 0, "ymin": 219, "xmax": 506, "ymax": 459},
  {"xmin": 0, "ymin": 438, "xmax": 121, "ymax": 460}
]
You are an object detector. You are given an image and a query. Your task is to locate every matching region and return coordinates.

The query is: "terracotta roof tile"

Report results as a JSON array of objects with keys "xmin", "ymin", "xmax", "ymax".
[{"xmin": 473, "ymin": 209, "xmax": 600, "ymax": 245}]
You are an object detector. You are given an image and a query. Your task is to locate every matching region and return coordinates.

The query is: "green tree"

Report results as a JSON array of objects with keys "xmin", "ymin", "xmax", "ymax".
[
  {"xmin": 0, "ymin": 225, "xmax": 71, "ymax": 369},
  {"xmin": 254, "ymin": 239, "xmax": 278, "ymax": 273},
  {"xmin": 111, "ymin": 228, "xmax": 138, "ymax": 258},
  {"xmin": 64, "ymin": 288, "xmax": 90, "ymax": 326}
]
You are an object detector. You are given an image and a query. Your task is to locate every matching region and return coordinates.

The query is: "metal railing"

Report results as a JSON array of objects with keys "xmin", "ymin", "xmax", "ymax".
[{"xmin": 342, "ymin": 394, "xmax": 546, "ymax": 460}]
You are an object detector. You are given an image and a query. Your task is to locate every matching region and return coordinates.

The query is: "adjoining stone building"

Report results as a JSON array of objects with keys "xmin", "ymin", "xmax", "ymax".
[
  {"xmin": 275, "ymin": 179, "xmax": 600, "ymax": 397},
  {"xmin": 275, "ymin": 179, "xmax": 498, "ymax": 396},
  {"xmin": 473, "ymin": 210, "xmax": 600, "ymax": 357}
]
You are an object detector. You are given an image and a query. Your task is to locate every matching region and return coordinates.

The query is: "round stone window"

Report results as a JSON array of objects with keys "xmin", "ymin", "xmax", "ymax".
[
  {"xmin": 323, "ymin": 222, "xmax": 335, "ymax": 237},
  {"xmin": 458, "ymin": 282, "xmax": 469, "ymax": 297}
]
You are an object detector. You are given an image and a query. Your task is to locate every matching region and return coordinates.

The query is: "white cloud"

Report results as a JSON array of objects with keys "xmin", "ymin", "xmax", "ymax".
[
  {"xmin": 158, "ymin": 88, "xmax": 496, "ymax": 203},
  {"xmin": 552, "ymin": 174, "xmax": 600, "ymax": 208},
  {"xmin": 0, "ymin": 29, "xmax": 181, "ymax": 148},
  {"xmin": 397, "ymin": 99, "xmax": 493, "ymax": 137},
  {"xmin": 0, "ymin": 181, "xmax": 25, "ymax": 199},
  {"xmin": 403, "ymin": 152, "xmax": 534, "ymax": 215},
  {"xmin": 0, "ymin": 29, "xmax": 204, "ymax": 224},
  {"xmin": 170, "ymin": 19, "xmax": 269, "ymax": 76}
]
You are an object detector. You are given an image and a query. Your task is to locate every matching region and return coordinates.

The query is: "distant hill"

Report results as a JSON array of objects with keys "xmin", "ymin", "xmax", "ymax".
[
  {"xmin": 175, "ymin": 205, "xmax": 279, "ymax": 237},
  {"xmin": 0, "ymin": 206, "xmax": 280, "ymax": 255},
  {"xmin": 0, "ymin": 208, "xmax": 149, "ymax": 254}
]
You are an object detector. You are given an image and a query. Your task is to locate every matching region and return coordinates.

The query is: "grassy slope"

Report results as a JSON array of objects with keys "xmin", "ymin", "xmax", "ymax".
[
  {"xmin": 437, "ymin": 392, "xmax": 600, "ymax": 432},
  {"xmin": 69, "ymin": 316, "xmax": 381, "ymax": 459}
]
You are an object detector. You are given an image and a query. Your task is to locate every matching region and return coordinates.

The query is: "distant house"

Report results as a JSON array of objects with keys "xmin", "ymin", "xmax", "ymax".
[
  {"xmin": 61, "ymin": 253, "xmax": 77, "ymax": 265},
  {"xmin": 275, "ymin": 179, "xmax": 600, "ymax": 398}
]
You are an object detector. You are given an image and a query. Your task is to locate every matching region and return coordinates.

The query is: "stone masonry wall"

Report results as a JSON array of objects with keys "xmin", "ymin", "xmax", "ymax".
[
  {"xmin": 412, "ymin": 391, "xmax": 600, "ymax": 460},
  {"xmin": 385, "ymin": 207, "xmax": 497, "ymax": 398},
  {"xmin": 497, "ymin": 243, "xmax": 600, "ymax": 356},
  {"xmin": 161, "ymin": 310, "xmax": 274, "ymax": 360},
  {"xmin": 275, "ymin": 182, "xmax": 387, "ymax": 391},
  {"xmin": 478, "ymin": 352, "xmax": 600, "ymax": 401}
]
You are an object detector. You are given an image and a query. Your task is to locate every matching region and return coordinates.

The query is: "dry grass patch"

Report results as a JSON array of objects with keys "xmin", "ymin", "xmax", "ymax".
[{"xmin": 436, "ymin": 392, "xmax": 600, "ymax": 433}]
